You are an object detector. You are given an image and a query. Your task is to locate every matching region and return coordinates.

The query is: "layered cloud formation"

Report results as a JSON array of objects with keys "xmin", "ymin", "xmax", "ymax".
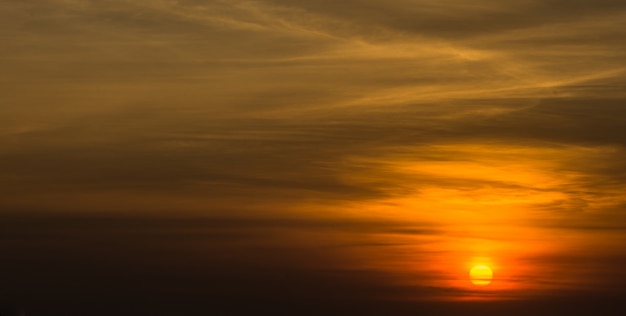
[{"xmin": 1, "ymin": 0, "xmax": 626, "ymax": 314}]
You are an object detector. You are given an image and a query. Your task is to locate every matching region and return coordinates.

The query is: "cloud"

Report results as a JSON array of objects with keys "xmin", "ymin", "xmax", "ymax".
[{"xmin": 2, "ymin": 0, "xmax": 626, "ymax": 311}]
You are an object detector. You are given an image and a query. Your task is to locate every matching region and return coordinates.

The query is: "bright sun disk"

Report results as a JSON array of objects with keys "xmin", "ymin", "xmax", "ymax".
[{"xmin": 470, "ymin": 264, "xmax": 493, "ymax": 286}]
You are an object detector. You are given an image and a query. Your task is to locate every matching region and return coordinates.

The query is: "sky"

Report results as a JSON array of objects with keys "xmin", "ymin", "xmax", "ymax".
[{"xmin": 1, "ymin": 0, "xmax": 626, "ymax": 315}]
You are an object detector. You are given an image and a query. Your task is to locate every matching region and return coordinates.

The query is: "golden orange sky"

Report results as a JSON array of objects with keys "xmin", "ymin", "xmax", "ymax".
[{"xmin": 1, "ymin": 0, "xmax": 626, "ymax": 314}]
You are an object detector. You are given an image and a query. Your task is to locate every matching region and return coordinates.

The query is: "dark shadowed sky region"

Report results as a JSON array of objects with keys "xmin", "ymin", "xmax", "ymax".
[{"xmin": 2, "ymin": 0, "xmax": 626, "ymax": 315}]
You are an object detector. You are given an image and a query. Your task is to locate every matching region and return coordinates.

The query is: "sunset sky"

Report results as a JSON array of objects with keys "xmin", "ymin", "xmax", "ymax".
[{"xmin": 2, "ymin": 0, "xmax": 626, "ymax": 315}]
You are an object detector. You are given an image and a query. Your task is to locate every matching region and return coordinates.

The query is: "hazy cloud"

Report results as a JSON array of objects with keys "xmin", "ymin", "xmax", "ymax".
[{"xmin": 2, "ymin": 0, "xmax": 626, "ymax": 314}]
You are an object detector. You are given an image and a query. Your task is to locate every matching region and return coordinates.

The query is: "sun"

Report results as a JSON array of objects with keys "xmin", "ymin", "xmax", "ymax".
[{"xmin": 470, "ymin": 264, "xmax": 493, "ymax": 286}]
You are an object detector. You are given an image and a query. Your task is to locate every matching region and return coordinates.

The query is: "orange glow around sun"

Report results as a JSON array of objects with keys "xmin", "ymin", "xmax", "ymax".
[{"xmin": 333, "ymin": 143, "xmax": 626, "ymax": 302}]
